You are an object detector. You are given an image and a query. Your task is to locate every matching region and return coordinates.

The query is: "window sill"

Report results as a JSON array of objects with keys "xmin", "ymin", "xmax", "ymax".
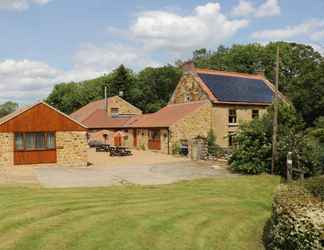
[
  {"xmin": 14, "ymin": 148, "xmax": 57, "ymax": 152},
  {"xmin": 228, "ymin": 123, "xmax": 239, "ymax": 128}
]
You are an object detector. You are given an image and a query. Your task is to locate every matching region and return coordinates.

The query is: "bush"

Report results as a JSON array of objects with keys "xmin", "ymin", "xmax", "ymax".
[
  {"xmin": 230, "ymin": 103, "xmax": 324, "ymax": 176},
  {"xmin": 304, "ymin": 176, "xmax": 324, "ymax": 200},
  {"xmin": 268, "ymin": 181, "xmax": 324, "ymax": 250},
  {"xmin": 172, "ymin": 142, "xmax": 180, "ymax": 155}
]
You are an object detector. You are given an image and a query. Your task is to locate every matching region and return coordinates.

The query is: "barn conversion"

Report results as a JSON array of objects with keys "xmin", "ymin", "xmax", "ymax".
[
  {"xmin": 0, "ymin": 102, "xmax": 88, "ymax": 167},
  {"xmin": 71, "ymin": 63, "xmax": 287, "ymax": 153}
]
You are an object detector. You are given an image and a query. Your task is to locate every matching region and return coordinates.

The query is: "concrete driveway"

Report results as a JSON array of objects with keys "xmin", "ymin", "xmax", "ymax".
[
  {"xmin": 0, "ymin": 150, "xmax": 233, "ymax": 188},
  {"xmin": 35, "ymin": 161, "xmax": 232, "ymax": 188}
]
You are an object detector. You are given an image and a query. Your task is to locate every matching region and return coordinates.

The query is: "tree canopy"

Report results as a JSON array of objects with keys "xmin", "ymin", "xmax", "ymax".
[
  {"xmin": 46, "ymin": 65, "xmax": 182, "ymax": 114},
  {"xmin": 0, "ymin": 101, "xmax": 18, "ymax": 118},
  {"xmin": 46, "ymin": 42, "xmax": 324, "ymax": 127}
]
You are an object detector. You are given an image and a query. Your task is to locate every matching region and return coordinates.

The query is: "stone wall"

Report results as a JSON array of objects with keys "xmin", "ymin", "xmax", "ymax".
[
  {"xmin": 170, "ymin": 102, "xmax": 212, "ymax": 151},
  {"xmin": 212, "ymin": 104, "xmax": 268, "ymax": 147},
  {"xmin": 0, "ymin": 133, "xmax": 13, "ymax": 167},
  {"xmin": 107, "ymin": 96, "xmax": 142, "ymax": 117},
  {"xmin": 169, "ymin": 74, "xmax": 209, "ymax": 104},
  {"xmin": 56, "ymin": 131, "xmax": 88, "ymax": 167},
  {"xmin": 136, "ymin": 129, "xmax": 149, "ymax": 150}
]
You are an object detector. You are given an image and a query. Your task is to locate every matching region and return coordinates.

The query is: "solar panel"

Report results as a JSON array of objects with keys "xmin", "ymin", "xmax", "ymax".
[{"xmin": 198, "ymin": 73, "xmax": 273, "ymax": 103}]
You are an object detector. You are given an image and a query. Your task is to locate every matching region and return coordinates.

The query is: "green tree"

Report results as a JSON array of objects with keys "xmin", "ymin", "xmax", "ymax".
[
  {"xmin": 0, "ymin": 101, "xmax": 18, "ymax": 118},
  {"xmin": 134, "ymin": 65, "xmax": 182, "ymax": 112},
  {"xmin": 229, "ymin": 103, "xmax": 324, "ymax": 176}
]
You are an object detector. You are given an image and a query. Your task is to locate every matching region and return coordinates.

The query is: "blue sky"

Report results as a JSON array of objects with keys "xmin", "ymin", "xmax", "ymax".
[{"xmin": 0, "ymin": 0, "xmax": 323, "ymax": 104}]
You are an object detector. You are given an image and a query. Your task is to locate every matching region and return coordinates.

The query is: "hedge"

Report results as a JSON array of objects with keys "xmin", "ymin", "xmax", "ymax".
[{"xmin": 268, "ymin": 182, "xmax": 324, "ymax": 250}]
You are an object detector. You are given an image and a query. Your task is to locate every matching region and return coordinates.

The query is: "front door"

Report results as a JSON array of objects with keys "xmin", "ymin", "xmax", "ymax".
[
  {"xmin": 148, "ymin": 129, "xmax": 161, "ymax": 150},
  {"xmin": 133, "ymin": 129, "xmax": 137, "ymax": 147}
]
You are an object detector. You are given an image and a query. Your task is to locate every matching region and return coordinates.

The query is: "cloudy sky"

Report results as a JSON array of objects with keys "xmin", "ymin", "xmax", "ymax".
[{"xmin": 0, "ymin": 0, "xmax": 323, "ymax": 104}]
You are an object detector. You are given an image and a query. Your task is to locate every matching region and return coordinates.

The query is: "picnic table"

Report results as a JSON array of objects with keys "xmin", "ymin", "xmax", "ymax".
[{"xmin": 96, "ymin": 144, "xmax": 132, "ymax": 156}]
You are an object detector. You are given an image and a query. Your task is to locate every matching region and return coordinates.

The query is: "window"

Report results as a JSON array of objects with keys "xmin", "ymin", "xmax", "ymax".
[
  {"xmin": 185, "ymin": 94, "xmax": 192, "ymax": 103},
  {"xmin": 15, "ymin": 132, "xmax": 56, "ymax": 151},
  {"xmin": 47, "ymin": 133, "xmax": 56, "ymax": 149},
  {"xmin": 111, "ymin": 108, "xmax": 119, "ymax": 118},
  {"xmin": 252, "ymin": 110, "xmax": 259, "ymax": 119},
  {"xmin": 229, "ymin": 109, "xmax": 237, "ymax": 124},
  {"xmin": 15, "ymin": 133, "xmax": 24, "ymax": 150}
]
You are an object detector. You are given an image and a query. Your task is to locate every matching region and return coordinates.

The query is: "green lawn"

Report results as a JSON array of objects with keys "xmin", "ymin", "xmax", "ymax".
[{"xmin": 0, "ymin": 175, "xmax": 280, "ymax": 250}]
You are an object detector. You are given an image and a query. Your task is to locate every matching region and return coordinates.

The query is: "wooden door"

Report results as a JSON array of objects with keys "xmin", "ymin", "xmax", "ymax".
[
  {"xmin": 133, "ymin": 129, "xmax": 137, "ymax": 147},
  {"xmin": 114, "ymin": 134, "xmax": 122, "ymax": 146},
  {"xmin": 148, "ymin": 129, "xmax": 161, "ymax": 150}
]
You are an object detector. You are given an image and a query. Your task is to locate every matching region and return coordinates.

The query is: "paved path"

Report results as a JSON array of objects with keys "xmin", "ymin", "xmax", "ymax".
[{"xmin": 35, "ymin": 161, "xmax": 234, "ymax": 188}]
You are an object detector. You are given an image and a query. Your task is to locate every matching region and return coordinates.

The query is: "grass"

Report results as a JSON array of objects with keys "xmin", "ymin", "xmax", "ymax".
[{"xmin": 0, "ymin": 175, "xmax": 280, "ymax": 250}]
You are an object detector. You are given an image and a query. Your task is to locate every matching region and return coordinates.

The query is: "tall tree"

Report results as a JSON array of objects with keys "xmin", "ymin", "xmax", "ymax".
[{"xmin": 0, "ymin": 101, "xmax": 18, "ymax": 118}]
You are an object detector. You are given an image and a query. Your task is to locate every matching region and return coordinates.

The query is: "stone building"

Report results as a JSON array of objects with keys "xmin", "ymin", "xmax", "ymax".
[
  {"xmin": 70, "ymin": 95, "xmax": 142, "ymax": 146},
  {"xmin": 0, "ymin": 102, "xmax": 88, "ymax": 167},
  {"xmin": 124, "ymin": 101, "xmax": 212, "ymax": 154},
  {"xmin": 169, "ymin": 62, "xmax": 287, "ymax": 147},
  {"xmin": 71, "ymin": 64, "xmax": 287, "ymax": 153}
]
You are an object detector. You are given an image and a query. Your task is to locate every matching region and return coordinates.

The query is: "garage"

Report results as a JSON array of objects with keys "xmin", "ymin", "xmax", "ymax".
[{"xmin": 0, "ymin": 102, "xmax": 88, "ymax": 167}]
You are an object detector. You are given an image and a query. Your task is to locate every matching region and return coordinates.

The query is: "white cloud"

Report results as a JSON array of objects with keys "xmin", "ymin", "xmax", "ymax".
[
  {"xmin": 231, "ymin": 0, "xmax": 280, "ymax": 18},
  {"xmin": 0, "ymin": 0, "xmax": 50, "ymax": 11},
  {"xmin": 309, "ymin": 43, "xmax": 324, "ymax": 55},
  {"xmin": 231, "ymin": 0, "xmax": 255, "ymax": 17},
  {"xmin": 130, "ymin": 2, "xmax": 248, "ymax": 54},
  {"xmin": 0, "ymin": 44, "xmax": 159, "ymax": 103},
  {"xmin": 252, "ymin": 20, "xmax": 324, "ymax": 40},
  {"xmin": 73, "ymin": 44, "xmax": 159, "ymax": 77},
  {"xmin": 256, "ymin": 0, "xmax": 280, "ymax": 17},
  {"xmin": 0, "ymin": 59, "xmax": 60, "ymax": 103}
]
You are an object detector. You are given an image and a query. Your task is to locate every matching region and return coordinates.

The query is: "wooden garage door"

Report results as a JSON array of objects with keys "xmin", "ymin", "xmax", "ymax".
[
  {"xmin": 13, "ymin": 132, "xmax": 57, "ymax": 165},
  {"xmin": 14, "ymin": 150, "xmax": 57, "ymax": 165}
]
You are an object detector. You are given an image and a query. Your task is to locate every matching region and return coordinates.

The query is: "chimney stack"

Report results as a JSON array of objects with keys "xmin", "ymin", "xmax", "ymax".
[
  {"xmin": 256, "ymin": 69, "xmax": 265, "ymax": 77},
  {"xmin": 181, "ymin": 60, "xmax": 196, "ymax": 73}
]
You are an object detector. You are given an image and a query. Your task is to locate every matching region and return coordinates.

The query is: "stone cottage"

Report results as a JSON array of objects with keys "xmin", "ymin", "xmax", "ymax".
[
  {"xmin": 71, "ymin": 63, "xmax": 286, "ymax": 153},
  {"xmin": 169, "ymin": 62, "xmax": 287, "ymax": 147},
  {"xmin": 70, "ymin": 95, "xmax": 142, "ymax": 147},
  {"xmin": 0, "ymin": 102, "xmax": 88, "ymax": 167}
]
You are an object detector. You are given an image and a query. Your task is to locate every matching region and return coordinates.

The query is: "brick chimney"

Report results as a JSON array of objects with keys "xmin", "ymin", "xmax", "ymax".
[{"xmin": 181, "ymin": 60, "xmax": 196, "ymax": 73}]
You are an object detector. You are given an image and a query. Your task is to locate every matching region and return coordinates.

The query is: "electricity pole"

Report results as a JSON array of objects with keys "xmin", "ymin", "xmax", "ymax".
[{"xmin": 272, "ymin": 46, "xmax": 280, "ymax": 175}]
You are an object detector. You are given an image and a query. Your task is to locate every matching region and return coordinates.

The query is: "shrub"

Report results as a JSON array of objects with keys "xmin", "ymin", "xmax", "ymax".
[
  {"xmin": 268, "ymin": 181, "xmax": 324, "ymax": 250},
  {"xmin": 230, "ymin": 103, "xmax": 324, "ymax": 176},
  {"xmin": 304, "ymin": 176, "xmax": 324, "ymax": 200},
  {"xmin": 172, "ymin": 142, "xmax": 180, "ymax": 155}
]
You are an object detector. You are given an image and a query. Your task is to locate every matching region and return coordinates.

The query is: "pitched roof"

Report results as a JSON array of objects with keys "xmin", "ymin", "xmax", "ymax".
[
  {"xmin": 82, "ymin": 109, "xmax": 131, "ymax": 129},
  {"xmin": 70, "ymin": 96, "xmax": 142, "ymax": 123},
  {"xmin": 191, "ymin": 68, "xmax": 286, "ymax": 105},
  {"xmin": 0, "ymin": 102, "xmax": 87, "ymax": 129},
  {"xmin": 125, "ymin": 101, "xmax": 208, "ymax": 128}
]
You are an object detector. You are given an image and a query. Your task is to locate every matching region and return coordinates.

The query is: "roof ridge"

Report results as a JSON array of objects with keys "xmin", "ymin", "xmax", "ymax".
[
  {"xmin": 165, "ymin": 100, "xmax": 208, "ymax": 107},
  {"xmin": 196, "ymin": 68, "xmax": 263, "ymax": 80}
]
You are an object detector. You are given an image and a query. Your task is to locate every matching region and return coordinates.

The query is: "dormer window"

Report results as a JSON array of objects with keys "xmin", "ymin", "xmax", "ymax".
[
  {"xmin": 111, "ymin": 108, "xmax": 119, "ymax": 118},
  {"xmin": 185, "ymin": 94, "xmax": 192, "ymax": 103}
]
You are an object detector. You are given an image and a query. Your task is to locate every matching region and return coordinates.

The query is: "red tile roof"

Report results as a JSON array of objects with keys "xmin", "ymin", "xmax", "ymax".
[
  {"xmin": 70, "ymin": 98, "xmax": 111, "ymax": 122},
  {"xmin": 82, "ymin": 109, "xmax": 132, "ymax": 129},
  {"xmin": 125, "ymin": 101, "xmax": 208, "ymax": 128}
]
